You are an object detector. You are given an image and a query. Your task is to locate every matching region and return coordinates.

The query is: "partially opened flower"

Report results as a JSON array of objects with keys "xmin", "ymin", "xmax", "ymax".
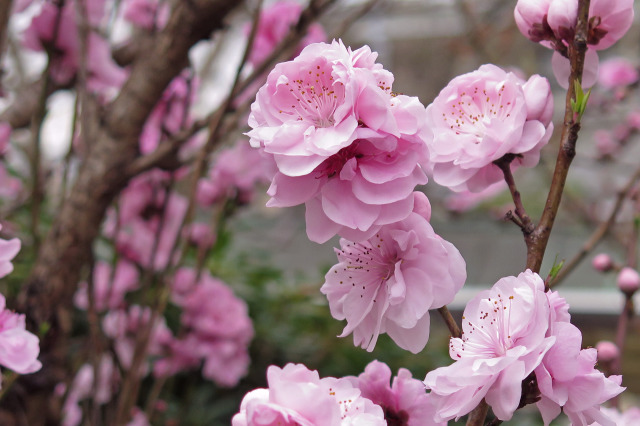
[
  {"xmin": 321, "ymin": 193, "xmax": 466, "ymax": 353},
  {"xmin": 0, "ymin": 225, "xmax": 20, "ymax": 278},
  {"xmin": 424, "ymin": 270, "xmax": 555, "ymax": 422},
  {"xmin": 249, "ymin": 40, "xmax": 429, "ymax": 243},
  {"xmin": 355, "ymin": 360, "xmax": 444, "ymax": 425},
  {"xmin": 0, "ymin": 293, "xmax": 42, "ymax": 377},
  {"xmin": 232, "ymin": 363, "xmax": 385, "ymax": 425},
  {"xmin": 425, "ymin": 64, "xmax": 553, "ymax": 193}
]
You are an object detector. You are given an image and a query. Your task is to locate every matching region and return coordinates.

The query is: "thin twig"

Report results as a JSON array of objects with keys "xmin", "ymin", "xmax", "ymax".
[
  {"xmin": 437, "ymin": 306, "xmax": 461, "ymax": 338},
  {"xmin": 466, "ymin": 399, "xmax": 489, "ymax": 426},
  {"xmin": 494, "ymin": 154, "xmax": 533, "ymax": 233},
  {"xmin": 551, "ymin": 165, "xmax": 640, "ymax": 287}
]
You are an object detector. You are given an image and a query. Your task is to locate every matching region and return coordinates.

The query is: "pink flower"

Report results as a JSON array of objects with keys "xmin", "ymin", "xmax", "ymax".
[
  {"xmin": 591, "ymin": 253, "xmax": 613, "ymax": 274},
  {"xmin": 534, "ymin": 322, "xmax": 625, "ymax": 425},
  {"xmin": 596, "ymin": 407, "xmax": 640, "ymax": 426},
  {"xmin": 247, "ymin": 1, "xmax": 326, "ymax": 66},
  {"xmin": 355, "ymin": 360, "xmax": 445, "ymax": 425},
  {"xmin": 0, "ymin": 225, "xmax": 20, "ymax": 278},
  {"xmin": 595, "ymin": 341, "xmax": 619, "ymax": 363},
  {"xmin": 594, "ymin": 130, "xmax": 620, "ymax": 158},
  {"xmin": 0, "ymin": 293, "xmax": 42, "ymax": 377},
  {"xmin": 232, "ymin": 363, "xmax": 385, "ymax": 426},
  {"xmin": 321, "ymin": 193, "xmax": 466, "ymax": 353},
  {"xmin": 22, "ymin": 1, "xmax": 127, "ymax": 92},
  {"xmin": 249, "ymin": 40, "xmax": 429, "ymax": 243},
  {"xmin": 156, "ymin": 268, "xmax": 253, "ymax": 387},
  {"xmin": 425, "ymin": 64, "xmax": 553, "ymax": 192},
  {"xmin": 74, "ymin": 260, "xmax": 140, "ymax": 312},
  {"xmin": 444, "ymin": 181, "xmax": 507, "ymax": 213},
  {"xmin": 617, "ymin": 267, "xmax": 640, "ymax": 294},
  {"xmin": 197, "ymin": 140, "xmax": 275, "ymax": 206},
  {"xmin": 514, "ymin": 0, "xmax": 554, "ymax": 44},
  {"xmin": 598, "ymin": 58, "xmax": 639, "ymax": 89},
  {"xmin": 424, "ymin": 270, "xmax": 555, "ymax": 422}
]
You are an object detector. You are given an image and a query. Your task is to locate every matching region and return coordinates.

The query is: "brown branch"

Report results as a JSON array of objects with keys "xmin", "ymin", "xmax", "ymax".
[
  {"xmin": 437, "ymin": 306, "xmax": 461, "ymax": 338},
  {"xmin": 494, "ymin": 154, "xmax": 533, "ymax": 234},
  {"xmin": 525, "ymin": 0, "xmax": 591, "ymax": 273},
  {"xmin": 551, "ymin": 165, "xmax": 640, "ymax": 287},
  {"xmin": 466, "ymin": 399, "xmax": 489, "ymax": 426},
  {"xmin": 13, "ymin": 1, "xmax": 242, "ymax": 423}
]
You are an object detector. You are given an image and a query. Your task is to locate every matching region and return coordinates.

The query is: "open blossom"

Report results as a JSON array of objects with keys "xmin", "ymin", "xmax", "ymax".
[
  {"xmin": 598, "ymin": 58, "xmax": 639, "ymax": 89},
  {"xmin": 534, "ymin": 294, "xmax": 625, "ymax": 426},
  {"xmin": 596, "ymin": 407, "xmax": 640, "ymax": 426},
  {"xmin": 248, "ymin": 40, "xmax": 429, "ymax": 243},
  {"xmin": 232, "ymin": 363, "xmax": 385, "ymax": 426},
  {"xmin": 424, "ymin": 270, "xmax": 555, "ymax": 422},
  {"xmin": 0, "ymin": 292, "xmax": 42, "ymax": 379},
  {"xmin": 424, "ymin": 64, "xmax": 553, "ymax": 193},
  {"xmin": 354, "ymin": 360, "xmax": 444, "ymax": 425},
  {"xmin": 321, "ymin": 193, "xmax": 466, "ymax": 353},
  {"xmin": 0, "ymin": 225, "xmax": 20, "ymax": 278}
]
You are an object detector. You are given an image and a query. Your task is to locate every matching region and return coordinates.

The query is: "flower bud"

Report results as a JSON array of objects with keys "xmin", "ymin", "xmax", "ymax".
[
  {"xmin": 596, "ymin": 340, "xmax": 620, "ymax": 363},
  {"xmin": 617, "ymin": 267, "xmax": 640, "ymax": 294},
  {"xmin": 592, "ymin": 253, "xmax": 613, "ymax": 272}
]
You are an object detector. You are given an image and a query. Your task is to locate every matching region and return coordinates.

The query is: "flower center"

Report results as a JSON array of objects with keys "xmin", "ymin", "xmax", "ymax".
[
  {"xmin": 314, "ymin": 142, "xmax": 363, "ymax": 179},
  {"xmin": 455, "ymin": 293, "xmax": 516, "ymax": 358},
  {"xmin": 279, "ymin": 63, "xmax": 344, "ymax": 128},
  {"xmin": 441, "ymin": 84, "xmax": 513, "ymax": 139}
]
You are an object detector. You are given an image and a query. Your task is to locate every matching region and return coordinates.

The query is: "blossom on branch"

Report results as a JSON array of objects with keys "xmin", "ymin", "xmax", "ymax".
[
  {"xmin": 424, "ymin": 270, "xmax": 554, "ymax": 422},
  {"xmin": 424, "ymin": 64, "xmax": 553, "ymax": 193},
  {"xmin": 232, "ymin": 363, "xmax": 385, "ymax": 426},
  {"xmin": 354, "ymin": 360, "xmax": 444, "ymax": 425},
  {"xmin": 248, "ymin": 40, "xmax": 429, "ymax": 243},
  {"xmin": 321, "ymin": 193, "xmax": 466, "ymax": 353},
  {"xmin": 0, "ymin": 292, "xmax": 42, "ymax": 381}
]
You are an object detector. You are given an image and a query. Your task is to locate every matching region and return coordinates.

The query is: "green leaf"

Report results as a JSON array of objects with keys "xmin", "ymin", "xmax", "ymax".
[
  {"xmin": 571, "ymin": 79, "xmax": 591, "ymax": 121},
  {"xmin": 548, "ymin": 255, "xmax": 565, "ymax": 281}
]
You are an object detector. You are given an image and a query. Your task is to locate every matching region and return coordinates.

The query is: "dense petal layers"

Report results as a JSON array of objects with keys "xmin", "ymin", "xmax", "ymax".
[
  {"xmin": 249, "ymin": 40, "xmax": 429, "ymax": 242},
  {"xmin": 424, "ymin": 64, "xmax": 553, "ymax": 193},
  {"xmin": 321, "ymin": 193, "xmax": 466, "ymax": 353}
]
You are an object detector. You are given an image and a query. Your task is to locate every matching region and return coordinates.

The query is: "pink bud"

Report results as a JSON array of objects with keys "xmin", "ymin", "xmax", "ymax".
[
  {"xmin": 592, "ymin": 253, "xmax": 613, "ymax": 272},
  {"xmin": 617, "ymin": 267, "xmax": 640, "ymax": 294},
  {"xmin": 596, "ymin": 340, "xmax": 620, "ymax": 363}
]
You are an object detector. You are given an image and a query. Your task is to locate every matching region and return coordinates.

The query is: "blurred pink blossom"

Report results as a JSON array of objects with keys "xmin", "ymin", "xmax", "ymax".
[
  {"xmin": 424, "ymin": 270, "xmax": 554, "ymax": 422},
  {"xmin": 444, "ymin": 180, "xmax": 508, "ymax": 213},
  {"xmin": 592, "ymin": 253, "xmax": 614, "ymax": 272},
  {"xmin": 596, "ymin": 340, "xmax": 620, "ymax": 363},
  {"xmin": 123, "ymin": 0, "xmax": 170, "ymax": 30},
  {"xmin": 232, "ymin": 363, "xmax": 385, "ymax": 425},
  {"xmin": 0, "ymin": 292, "xmax": 42, "ymax": 379},
  {"xmin": 617, "ymin": 267, "xmax": 640, "ymax": 294},
  {"xmin": 155, "ymin": 268, "xmax": 253, "ymax": 387},
  {"xmin": 355, "ymin": 360, "xmax": 445, "ymax": 425},
  {"xmin": 594, "ymin": 130, "xmax": 620, "ymax": 158},
  {"xmin": 74, "ymin": 260, "xmax": 140, "ymax": 312},
  {"xmin": 249, "ymin": 40, "xmax": 429, "ymax": 243},
  {"xmin": 247, "ymin": 1, "xmax": 326, "ymax": 66},
  {"xmin": 425, "ymin": 64, "xmax": 553, "ymax": 193},
  {"xmin": 598, "ymin": 58, "xmax": 639, "ymax": 89},
  {"xmin": 197, "ymin": 141, "xmax": 275, "ymax": 206},
  {"xmin": 596, "ymin": 407, "xmax": 640, "ymax": 426},
  {"xmin": 0, "ymin": 225, "xmax": 20, "ymax": 278},
  {"xmin": 321, "ymin": 193, "xmax": 466, "ymax": 353},
  {"xmin": 535, "ymin": 322, "xmax": 624, "ymax": 425},
  {"xmin": 22, "ymin": 1, "xmax": 127, "ymax": 92}
]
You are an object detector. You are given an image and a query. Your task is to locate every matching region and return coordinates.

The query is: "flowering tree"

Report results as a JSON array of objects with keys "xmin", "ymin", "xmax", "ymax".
[{"xmin": 0, "ymin": 0, "xmax": 638, "ymax": 424}]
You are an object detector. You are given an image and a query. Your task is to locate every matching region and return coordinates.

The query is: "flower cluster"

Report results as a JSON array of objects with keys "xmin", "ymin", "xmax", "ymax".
[
  {"xmin": 321, "ymin": 192, "xmax": 466, "ymax": 353},
  {"xmin": 424, "ymin": 64, "xmax": 554, "ymax": 193},
  {"xmin": 514, "ymin": 0, "xmax": 635, "ymax": 88},
  {"xmin": 233, "ymin": 363, "xmax": 386, "ymax": 425},
  {"xmin": 248, "ymin": 40, "xmax": 430, "ymax": 243},
  {"xmin": 424, "ymin": 271, "xmax": 624, "ymax": 424}
]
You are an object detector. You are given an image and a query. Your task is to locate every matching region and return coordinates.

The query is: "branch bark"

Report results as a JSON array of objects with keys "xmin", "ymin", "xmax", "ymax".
[{"xmin": 11, "ymin": 0, "xmax": 242, "ymax": 423}]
